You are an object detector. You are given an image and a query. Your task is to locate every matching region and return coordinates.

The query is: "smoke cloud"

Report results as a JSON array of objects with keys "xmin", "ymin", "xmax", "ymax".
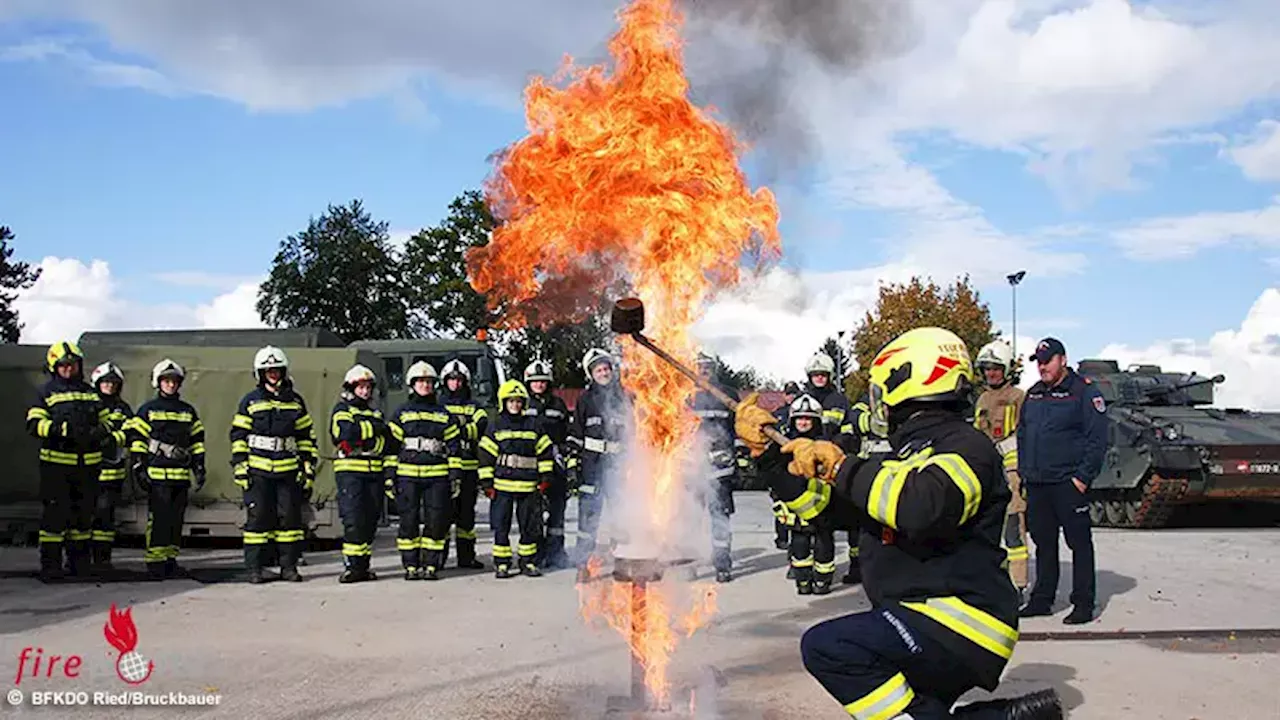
[{"xmin": 679, "ymin": 0, "xmax": 919, "ymax": 176}]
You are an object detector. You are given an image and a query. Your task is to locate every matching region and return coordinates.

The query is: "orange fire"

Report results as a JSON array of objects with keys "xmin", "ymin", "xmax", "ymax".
[{"xmin": 467, "ymin": 0, "xmax": 780, "ymax": 704}]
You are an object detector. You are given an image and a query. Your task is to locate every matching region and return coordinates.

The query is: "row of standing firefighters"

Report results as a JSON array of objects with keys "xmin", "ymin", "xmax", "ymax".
[
  {"xmin": 27, "ymin": 340, "xmax": 763, "ymax": 585},
  {"xmin": 24, "ymin": 337, "xmax": 1027, "ymax": 593}
]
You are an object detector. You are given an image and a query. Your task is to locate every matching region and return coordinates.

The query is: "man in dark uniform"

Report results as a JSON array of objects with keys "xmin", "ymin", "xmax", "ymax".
[
  {"xmin": 803, "ymin": 351, "xmax": 862, "ymax": 585},
  {"xmin": 522, "ymin": 360, "xmax": 573, "ymax": 568},
  {"xmin": 1018, "ymin": 338, "xmax": 1108, "ymax": 625},
  {"xmin": 735, "ymin": 327, "xmax": 1063, "ymax": 720}
]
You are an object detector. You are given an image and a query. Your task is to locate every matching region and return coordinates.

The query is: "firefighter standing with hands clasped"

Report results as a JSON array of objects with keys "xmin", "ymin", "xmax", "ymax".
[
  {"xmin": 386, "ymin": 361, "xmax": 463, "ymax": 581},
  {"xmin": 736, "ymin": 327, "xmax": 1063, "ymax": 720},
  {"xmin": 478, "ymin": 379, "xmax": 555, "ymax": 578},
  {"xmin": 128, "ymin": 359, "xmax": 205, "ymax": 580},
  {"xmin": 330, "ymin": 364, "xmax": 392, "ymax": 584}
]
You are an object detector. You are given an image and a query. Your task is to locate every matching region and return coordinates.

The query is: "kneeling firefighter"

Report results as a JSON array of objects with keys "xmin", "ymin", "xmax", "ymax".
[
  {"xmin": 128, "ymin": 359, "xmax": 205, "ymax": 579},
  {"xmin": 90, "ymin": 362, "xmax": 133, "ymax": 571},
  {"xmin": 331, "ymin": 364, "xmax": 393, "ymax": 583},
  {"xmin": 386, "ymin": 361, "xmax": 463, "ymax": 580},
  {"xmin": 478, "ymin": 380, "xmax": 554, "ymax": 578},
  {"xmin": 735, "ymin": 327, "xmax": 1063, "ymax": 720}
]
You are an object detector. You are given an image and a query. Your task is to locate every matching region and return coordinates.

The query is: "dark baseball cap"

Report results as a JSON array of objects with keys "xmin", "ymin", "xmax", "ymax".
[
  {"xmin": 783, "ymin": 381, "xmax": 801, "ymax": 395},
  {"xmin": 1030, "ymin": 337, "xmax": 1066, "ymax": 363}
]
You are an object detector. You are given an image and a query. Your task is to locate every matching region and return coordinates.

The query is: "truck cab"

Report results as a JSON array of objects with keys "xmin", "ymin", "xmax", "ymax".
[{"xmin": 345, "ymin": 339, "xmax": 506, "ymax": 412}]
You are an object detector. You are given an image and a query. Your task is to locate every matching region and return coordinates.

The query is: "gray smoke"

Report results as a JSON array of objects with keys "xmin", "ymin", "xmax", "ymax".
[{"xmin": 679, "ymin": 0, "xmax": 919, "ymax": 177}]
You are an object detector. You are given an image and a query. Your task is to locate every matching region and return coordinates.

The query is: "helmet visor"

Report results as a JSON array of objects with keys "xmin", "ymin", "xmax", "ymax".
[{"xmin": 868, "ymin": 383, "xmax": 890, "ymax": 438}]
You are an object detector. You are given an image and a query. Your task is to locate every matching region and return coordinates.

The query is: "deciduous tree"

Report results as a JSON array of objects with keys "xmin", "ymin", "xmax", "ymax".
[
  {"xmin": 0, "ymin": 226, "xmax": 41, "ymax": 344},
  {"xmin": 402, "ymin": 190, "xmax": 497, "ymax": 339},
  {"xmin": 256, "ymin": 200, "xmax": 409, "ymax": 342},
  {"xmin": 844, "ymin": 275, "xmax": 997, "ymax": 400}
]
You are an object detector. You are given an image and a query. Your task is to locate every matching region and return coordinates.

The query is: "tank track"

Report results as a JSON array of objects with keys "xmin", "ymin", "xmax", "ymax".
[{"xmin": 1126, "ymin": 474, "xmax": 1188, "ymax": 529}]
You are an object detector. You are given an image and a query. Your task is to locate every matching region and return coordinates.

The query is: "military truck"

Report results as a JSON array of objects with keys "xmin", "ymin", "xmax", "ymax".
[
  {"xmin": 347, "ymin": 338, "xmax": 505, "ymax": 411},
  {"xmin": 0, "ymin": 342, "xmax": 381, "ymax": 543},
  {"xmin": 1077, "ymin": 359, "xmax": 1280, "ymax": 528}
]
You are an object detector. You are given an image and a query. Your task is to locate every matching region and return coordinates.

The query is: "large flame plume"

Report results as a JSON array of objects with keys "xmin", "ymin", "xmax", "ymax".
[{"xmin": 467, "ymin": 0, "xmax": 781, "ymax": 704}]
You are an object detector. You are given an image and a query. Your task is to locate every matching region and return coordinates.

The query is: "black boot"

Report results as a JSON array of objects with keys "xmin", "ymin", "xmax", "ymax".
[
  {"xmin": 146, "ymin": 562, "xmax": 167, "ymax": 581},
  {"xmin": 953, "ymin": 689, "xmax": 1064, "ymax": 720},
  {"xmin": 403, "ymin": 566, "xmax": 420, "ymax": 581},
  {"xmin": 797, "ymin": 580, "xmax": 813, "ymax": 595},
  {"xmin": 91, "ymin": 543, "xmax": 114, "ymax": 573},
  {"xmin": 65, "ymin": 542, "xmax": 91, "ymax": 578},
  {"xmin": 813, "ymin": 576, "xmax": 832, "ymax": 595},
  {"xmin": 495, "ymin": 563, "xmax": 512, "ymax": 579},
  {"xmin": 545, "ymin": 535, "xmax": 570, "ymax": 568},
  {"xmin": 715, "ymin": 569, "xmax": 733, "ymax": 583},
  {"xmin": 522, "ymin": 562, "xmax": 542, "ymax": 577},
  {"xmin": 841, "ymin": 563, "xmax": 861, "ymax": 585},
  {"xmin": 422, "ymin": 566, "xmax": 439, "ymax": 581},
  {"xmin": 38, "ymin": 544, "xmax": 65, "ymax": 583},
  {"xmin": 456, "ymin": 536, "xmax": 484, "ymax": 569},
  {"xmin": 280, "ymin": 566, "xmax": 303, "ymax": 582}
]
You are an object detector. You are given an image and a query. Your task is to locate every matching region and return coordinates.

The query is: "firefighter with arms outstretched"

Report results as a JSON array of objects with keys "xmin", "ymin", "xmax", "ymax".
[
  {"xmin": 736, "ymin": 327, "xmax": 1063, "ymax": 720},
  {"xmin": 230, "ymin": 346, "xmax": 319, "ymax": 583},
  {"xmin": 330, "ymin": 364, "xmax": 393, "ymax": 583},
  {"xmin": 972, "ymin": 340, "xmax": 1029, "ymax": 597}
]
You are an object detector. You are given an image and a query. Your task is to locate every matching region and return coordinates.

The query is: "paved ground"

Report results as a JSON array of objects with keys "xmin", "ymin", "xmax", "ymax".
[{"xmin": 1, "ymin": 494, "xmax": 1277, "ymax": 719}]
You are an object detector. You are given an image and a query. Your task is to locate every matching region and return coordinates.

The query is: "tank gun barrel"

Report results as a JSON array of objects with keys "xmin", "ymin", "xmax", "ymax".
[{"xmin": 1143, "ymin": 373, "xmax": 1225, "ymax": 395}]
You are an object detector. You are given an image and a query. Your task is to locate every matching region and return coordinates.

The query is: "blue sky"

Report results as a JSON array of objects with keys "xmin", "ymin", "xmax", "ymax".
[{"xmin": 4, "ymin": 1, "xmax": 1280, "ymax": 404}]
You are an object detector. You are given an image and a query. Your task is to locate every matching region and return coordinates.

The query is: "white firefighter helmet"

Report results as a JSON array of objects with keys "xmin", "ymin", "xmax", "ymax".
[
  {"xmin": 582, "ymin": 348, "xmax": 615, "ymax": 375},
  {"xmin": 343, "ymin": 364, "xmax": 376, "ymax": 388},
  {"xmin": 151, "ymin": 358, "xmax": 185, "ymax": 389},
  {"xmin": 253, "ymin": 345, "xmax": 289, "ymax": 376},
  {"xmin": 523, "ymin": 360, "xmax": 553, "ymax": 383},
  {"xmin": 405, "ymin": 360, "xmax": 438, "ymax": 387},
  {"xmin": 789, "ymin": 393, "xmax": 824, "ymax": 420},
  {"xmin": 805, "ymin": 351, "xmax": 836, "ymax": 376},
  {"xmin": 975, "ymin": 340, "xmax": 1014, "ymax": 373},
  {"xmin": 90, "ymin": 361, "xmax": 124, "ymax": 387},
  {"xmin": 440, "ymin": 358, "xmax": 470, "ymax": 381}
]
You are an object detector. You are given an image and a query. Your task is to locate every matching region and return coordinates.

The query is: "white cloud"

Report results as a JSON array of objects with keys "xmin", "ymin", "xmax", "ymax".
[
  {"xmin": 13, "ymin": 257, "xmax": 264, "ymax": 344},
  {"xmin": 1227, "ymin": 119, "xmax": 1280, "ymax": 181},
  {"xmin": 1097, "ymin": 287, "xmax": 1280, "ymax": 409},
  {"xmin": 1111, "ymin": 195, "xmax": 1280, "ymax": 260}
]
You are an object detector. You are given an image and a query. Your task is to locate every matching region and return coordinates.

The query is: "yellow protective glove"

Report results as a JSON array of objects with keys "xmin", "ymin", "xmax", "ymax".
[
  {"xmin": 734, "ymin": 392, "xmax": 777, "ymax": 457},
  {"xmin": 780, "ymin": 438, "xmax": 846, "ymax": 484}
]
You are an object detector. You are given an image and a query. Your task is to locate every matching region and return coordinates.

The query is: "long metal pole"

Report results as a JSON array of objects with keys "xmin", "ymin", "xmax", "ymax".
[{"xmin": 1011, "ymin": 284, "xmax": 1018, "ymax": 360}]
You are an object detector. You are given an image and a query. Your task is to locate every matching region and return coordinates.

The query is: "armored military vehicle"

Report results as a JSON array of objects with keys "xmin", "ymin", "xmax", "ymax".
[
  {"xmin": 347, "ymin": 337, "xmax": 505, "ymax": 411},
  {"xmin": 1077, "ymin": 359, "xmax": 1280, "ymax": 528},
  {"xmin": 0, "ymin": 342, "xmax": 381, "ymax": 543}
]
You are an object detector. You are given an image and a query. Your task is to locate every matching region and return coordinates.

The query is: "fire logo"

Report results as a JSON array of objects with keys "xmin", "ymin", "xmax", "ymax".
[{"xmin": 103, "ymin": 603, "xmax": 154, "ymax": 685}]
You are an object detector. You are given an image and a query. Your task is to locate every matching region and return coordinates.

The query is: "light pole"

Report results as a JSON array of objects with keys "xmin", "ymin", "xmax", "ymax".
[
  {"xmin": 1006, "ymin": 270, "xmax": 1026, "ymax": 360},
  {"xmin": 836, "ymin": 330, "xmax": 847, "ymax": 381}
]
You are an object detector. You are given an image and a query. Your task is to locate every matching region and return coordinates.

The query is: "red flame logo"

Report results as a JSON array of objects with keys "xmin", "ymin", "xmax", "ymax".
[{"xmin": 104, "ymin": 603, "xmax": 154, "ymax": 685}]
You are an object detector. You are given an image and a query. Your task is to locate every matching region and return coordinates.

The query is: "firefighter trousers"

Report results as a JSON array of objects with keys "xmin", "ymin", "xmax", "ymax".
[
  {"xmin": 1002, "ymin": 470, "xmax": 1029, "ymax": 589},
  {"xmin": 38, "ymin": 461, "xmax": 97, "ymax": 573},
  {"xmin": 801, "ymin": 608, "xmax": 986, "ymax": 719},
  {"xmin": 145, "ymin": 483, "xmax": 189, "ymax": 567},
  {"xmin": 575, "ymin": 473, "xmax": 610, "ymax": 565},
  {"xmin": 337, "ymin": 471, "xmax": 382, "ymax": 573},
  {"xmin": 705, "ymin": 477, "xmax": 734, "ymax": 572},
  {"xmin": 448, "ymin": 468, "xmax": 479, "ymax": 564},
  {"xmin": 790, "ymin": 524, "xmax": 836, "ymax": 588},
  {"xmin": 539, "ymin": 471, "xmax": 568, "ymax": 564},
  {"xmin": 92, "ymin": 480, "xmax": 122, "ymax": 563},
  {"xmin": 398, "ymin": 478, "xmax": 451, "ymax": 571},
  {"xmin": 491, "ymin": 490, "xmax": 544, "ymax": 571},
  {"xmin": 242, "ymin": 473, "xmax": 305, "ymax": 572}
]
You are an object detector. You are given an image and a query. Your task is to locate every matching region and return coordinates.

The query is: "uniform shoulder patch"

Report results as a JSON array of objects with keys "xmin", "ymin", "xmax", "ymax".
[{"xmin": 1092, "ymin": 395, "xmax": 1106, "ymax": 413}]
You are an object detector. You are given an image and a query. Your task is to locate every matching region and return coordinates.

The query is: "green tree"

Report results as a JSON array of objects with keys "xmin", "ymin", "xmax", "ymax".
[
  {"xmin": 402, "ymin": 190, "xmax": 497, "ymax": 338},
  {"xmin": 0, "ymin": 226, "xmax": 41, "ymax": 344},
  {"xmin": 256, "ymin": 200, "xmax": 409, "ymax": 343},
  {"xmin": 501, "ymin": 312, "xmax": 613, "ymax": 389},
  {"xmin": 844, "ymin": 275, "xmax": 996, "ymax": 400}
]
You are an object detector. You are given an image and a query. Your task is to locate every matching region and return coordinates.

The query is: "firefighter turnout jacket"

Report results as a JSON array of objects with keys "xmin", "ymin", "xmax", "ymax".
[
  {"xmin": 128, "ymin": 395, "xmax": 206, "ymax": 484},
  {"xmin": 26, "ymin": 376, "xmax": 125, "ymax": 468},
  {"xmin": 805, "ymin": 382, "xmax": 854, "ymax": 452},
  {"xmin": 230, "ymin": 387, "xmax": 319, "ymax": 484},
  {"xmin": 762, "ymin": 409, "xmax": 1019, "ymax": 690},
  {"xmin": 692, "ymin": 384, "xmax": 738, "ymax": 483},
  {"xmin": 98, "ymin": 395, "xmax": 133, "ymax": 483},
  {"xmin": 439, "ymin": 388, "xmax": 488, "ymax": 473},
  {"xmin": 386, "ymin": 395, "xmax": 462, "ymax": 481},
  {"xmin": 478, "ymin": 413, "xmax": 555, "ymax": 493},
  {"xmin": 974, "ymin": 384, "xmax": 1024, "ymax": 473},
  {"xmin": 330, "ymin": 395, "xmax": 392, "ymax": 474},
  {"xmin": 566, "ymin": 382, "xmax": 633, "ymax": 483}
]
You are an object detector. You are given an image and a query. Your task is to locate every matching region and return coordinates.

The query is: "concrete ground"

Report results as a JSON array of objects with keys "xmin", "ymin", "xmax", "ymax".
[{"xmin": 0, "ymin": 494, "xmax": 1277, "ymax": 719}]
